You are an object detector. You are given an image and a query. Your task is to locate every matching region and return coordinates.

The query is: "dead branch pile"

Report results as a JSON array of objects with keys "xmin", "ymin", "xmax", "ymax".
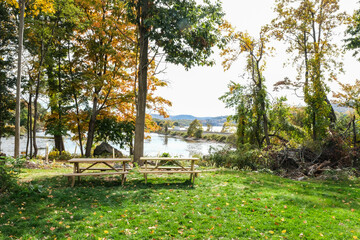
[{"xmin": 268, "ymin": 134, "xmax": 360, "ymax": 178}]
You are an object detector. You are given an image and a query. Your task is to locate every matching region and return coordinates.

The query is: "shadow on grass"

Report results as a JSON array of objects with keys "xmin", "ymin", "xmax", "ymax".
[{"xmin": 0, "ymin": 174, "xmax": 196, "ymax": 239}]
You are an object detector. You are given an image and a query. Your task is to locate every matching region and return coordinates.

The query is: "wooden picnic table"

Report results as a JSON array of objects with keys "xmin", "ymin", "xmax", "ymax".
[
  {"xmin": 64, "ymin": 158, "xmax": 131, "ymax": 187},
  {"xmin": 139, "ymin": 157, "xmax": 201, "ymax": 184}
]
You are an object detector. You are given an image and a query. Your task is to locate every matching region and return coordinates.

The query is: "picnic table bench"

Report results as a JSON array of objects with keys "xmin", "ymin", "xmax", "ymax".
[
  {"xmin": 139, "ymin": 157, "xmax": 201, "ymax": 184},
  {"xmin": 64, "ymin": 158, "xmax": 131, "ymax": 187}
]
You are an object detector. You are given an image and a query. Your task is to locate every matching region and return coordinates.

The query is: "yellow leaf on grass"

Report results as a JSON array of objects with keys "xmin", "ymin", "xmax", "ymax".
[
  {"xmin": 282, "ymin": 230, "xmax": 286, "ymax": 233},
  {"xmin": 104, "ymin": 230, "xmax": 109, "ymax": 234},
  {"xmin": 269, "ymin": 231, "xmax": 274, "ymax": 234}
]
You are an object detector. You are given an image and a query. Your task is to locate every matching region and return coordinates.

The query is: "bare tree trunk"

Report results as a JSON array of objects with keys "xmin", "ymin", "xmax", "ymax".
[
  {"xmin": 15, "ymin": 0, "xmax": 25, "ymax": 158},
  {"xmin": 134, "ymin": 0, "xmax": 149, "ymax": 164}
]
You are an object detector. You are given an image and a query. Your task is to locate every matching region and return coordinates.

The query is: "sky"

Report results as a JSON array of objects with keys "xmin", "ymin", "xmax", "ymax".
[{"xmin": 154, "ymin": 0, "xmax": 360, "ymax": 118}]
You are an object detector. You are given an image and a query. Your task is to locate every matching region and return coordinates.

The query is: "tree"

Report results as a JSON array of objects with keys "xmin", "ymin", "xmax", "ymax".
[
  {"xmin": 126, "ymin": 0, "xmax": 225, "ymax": 163},
  {"xmin": 187, "ymin": 119, "xmax": 203, "ymax": 138},
  {"xmin": 15, "ymin": 0, "xmax": 25, "ymax": 158},
  {"xmin": 221, "ymin": 25, "xmax": 272, "ymax": 147},
  {"xmin": 5, "ymin": 0, "xmax": 55, "ymax": 157},
  {"xmin": 345, "ymin": 4, "xmax": 360, "ymax": 58},
  {"xmin": 95, "ymin": 118, "xmax": 135, "ymax": 151},
  {"xmin": 272, "ymin": 0, "xmax": 347, "ymax": 140},
  {"xmin": 0, "ymin": 1, "xmax": 17, "ymax": 151}
]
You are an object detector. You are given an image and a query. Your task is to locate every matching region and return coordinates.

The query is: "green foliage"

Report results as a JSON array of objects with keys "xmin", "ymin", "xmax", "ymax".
[
  {"xmin": 48, "ymin": 150, "xmax": 72, "ymax": 161},
  {"xmin": 187, "ymin": 119, "xmax": 203, "ymax": 138},
  {"xmin": 346, "ymin": 7, "xmax": 360, "ymax": 58},
  {"xmin": 208, "ymin": 145, "xmax": 262, "ymax": 170},
  {"xmin": 0, "ymin": 156, "xmax": 25, "ymax": 194},
  {"xmin": 126, "ymin": 0, "xmax": 225, "ymax": 69},
  {"xmin": 160, "ymin": 152, "xmax": 170, "ymax": 157},
  {"xmin": 220, "ymin": 82, "xmax": 270, "ymax": 147},
  {"xmin": 0, "ymin": 1, "xmax": 16, "ymax": 138},
  {"xmin": 268, "ymin": 97, "xmax": 306, "ymax": 143},
  {"xmin": 95, "ymin": 118, "xmax": 135, "ymax": 149}
]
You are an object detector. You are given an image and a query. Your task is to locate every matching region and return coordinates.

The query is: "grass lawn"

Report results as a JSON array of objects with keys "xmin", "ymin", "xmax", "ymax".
[{"xmin": 0, "ymin": 167, "xmax": 359, "ymax": 239}]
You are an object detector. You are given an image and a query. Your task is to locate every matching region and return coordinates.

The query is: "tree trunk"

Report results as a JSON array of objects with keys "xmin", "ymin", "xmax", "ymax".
[
  {"xmin": 353, "ymin": 116, "xmax": 357, "ymax": 148},
  {"xmin": 26, "ymin": 94, "xmax": 32, "ymax": 157},
  {"xmin": 29, "ymin": 93, "xmax": 33, "ymax": 158},
  {"xmin": 134, "ymin": 0, "xmax": 150, "ymax": 163},
  {"xmin": 54, "ymin": 135, "xmax": 65, "ymax": 153},
  {"xmin": 15, "ymin": 0, "xmax": 25, "ymax": 158},
  {"xmin": 74, "ymin": 93, "xmax": 84, "ymax": 156},
  {"xmin": 33, "ymin": 91, "xmax": 39, "ymax": 158},
  {"xmin": 312, "ymin": 111, "xmax": 317, "ymax": 141},
  {"xmin": 32, "ymin": 42, "xmax": 45, "ymax": 157},
  {"xmin": 54, "ymin": 47, "xmax": 65, "ymax": 154},
  {"xmin": 85, "ymin": 98, "xmax": 98, "ymax": 157},
  {"xmin": 325, "ymin": 96, "xmax": 337, "ymax": 124},
  {"xmin": 68, "ymin": 42, "xmax": 83, "ymax": 156}
]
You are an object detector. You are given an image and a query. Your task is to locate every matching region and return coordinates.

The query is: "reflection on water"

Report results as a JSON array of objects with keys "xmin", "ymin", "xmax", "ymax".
[{"xmin": 1, "ymin": 133, "xmax": 226, "ymax": 157}]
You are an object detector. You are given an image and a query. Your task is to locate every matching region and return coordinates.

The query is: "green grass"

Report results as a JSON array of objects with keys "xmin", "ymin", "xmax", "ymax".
[{"xmin": 0, "ymin": 168, "xmax": 359, "ymax": 239}]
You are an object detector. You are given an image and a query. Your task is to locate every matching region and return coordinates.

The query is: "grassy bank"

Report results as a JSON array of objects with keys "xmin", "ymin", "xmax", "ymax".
[{"xmin": 0, "ymin": 167, "xmax": 359, "ymax": 239}]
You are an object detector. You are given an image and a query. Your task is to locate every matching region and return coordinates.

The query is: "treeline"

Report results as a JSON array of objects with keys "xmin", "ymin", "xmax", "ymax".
[
  {"xmin": 0, "ymin": 0, "xmax": 172, "ymax": 158},
  {"xmin": 211, "ymin": 0, "xmax": 360, "ymax": 173},
  {"xmin": 0, "ymin": 0, "xmax": 227, "ymax": 160}
]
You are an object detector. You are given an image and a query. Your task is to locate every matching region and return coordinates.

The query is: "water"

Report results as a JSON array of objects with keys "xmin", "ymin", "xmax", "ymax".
[{"xmin": 0, "ymin": 133, "xmax": 226, "ymax": 157}]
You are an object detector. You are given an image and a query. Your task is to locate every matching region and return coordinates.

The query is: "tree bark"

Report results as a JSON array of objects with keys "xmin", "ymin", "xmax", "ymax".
[
  {"xmin": 29, "ymin": 93, "xmax": 33, "ymax": 157},
  {"xmin": 134, "ymin": 0, "xmax": 149, "ymax": 163},
  {"xmin": 54, "ymin": 46, "xmax": 65, "ymax": 154},
  {"xmin": 74, "ymin": 93, "xmax": 84, "ymax": 156},
  {"xmin": 15, "ymin": 0, "xmax": 25, "ymax": 158},
  {"xmin": 85, "ymin": 97, "xmax": 98, "ymax": 157},
  {"xmin": 68, "ymin": 41, "xmax": 84, "ymax": 156},
  {"xmin": 32, "ymin": 41, "xmax": 45, "ymax": 157},
  {"xmin": 353, "ymin": 116, "xmax": 357, "ymax": 148},
  {"xmin": 26, "ymin": 94, "xmax": 32, "ymax": 157}
]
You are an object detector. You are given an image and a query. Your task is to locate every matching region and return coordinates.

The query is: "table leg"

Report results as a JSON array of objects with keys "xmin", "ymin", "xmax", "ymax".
[
  {"xmin": 121, "ymin": 162, "xmax": 126, "ymax": 185},
  {"xmin": 190, "ymin": 160, "xmax": 195, "ymax": 182},
  {"xmin": 75, "ymin": 162, "xmax": 81, "ymax": 182},
  {"xmin": 71, "ymin": 176, "xmax": 75, "ymax": 187},
  {"xmin": 144, "ymin": 173, "xmax": 147, "ymax": 184}
]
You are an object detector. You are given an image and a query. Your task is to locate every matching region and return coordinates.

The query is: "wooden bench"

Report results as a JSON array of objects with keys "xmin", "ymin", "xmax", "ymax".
[
  {"xmin": 64, "ymin": 158, "xmax": 131, "ymax": 187},
  {"xmin": 139, "ymin": 157, "xmax": 201, "ymax": 184}
]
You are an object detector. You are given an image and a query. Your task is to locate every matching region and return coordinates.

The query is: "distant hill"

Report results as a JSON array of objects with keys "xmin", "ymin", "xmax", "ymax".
[
  {"xmin": 331, "ymin": 104, "xmax": 352, "ymax": 114},
  {"xmin": 151, "ymin": 114, "xmax": 228, "ymax": 126}
]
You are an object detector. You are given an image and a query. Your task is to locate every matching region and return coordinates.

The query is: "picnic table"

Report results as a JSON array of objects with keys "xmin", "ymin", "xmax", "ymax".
[
  {"xmin": 139, "ymin": 157, "xmax": 201, "ymax": 184},
  {"xmin": 64, "ymin": 158, "xmax": 131, "ymax": 187}
]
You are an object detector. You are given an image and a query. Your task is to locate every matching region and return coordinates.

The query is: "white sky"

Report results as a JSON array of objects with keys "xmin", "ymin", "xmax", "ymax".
[{"xmin": 155, "ymin": 0, "xmax": 360, "ymax": 117}]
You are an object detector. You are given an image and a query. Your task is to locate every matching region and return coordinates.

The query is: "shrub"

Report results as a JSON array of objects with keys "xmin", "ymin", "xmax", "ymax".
[
  {"xmin": 207, "ymin": 145, "xmax": 263, "ymax": 170},
  {"xmin": 194, "ymin": 129, "xmax": 203, "ymax": 139},
  {"xmin": 0, "ymin": 156, "xmax": 25, "ymax": 194},
  {"xmin": 48, "ymin": 150, "xmax": 72, "ymax": 161}
]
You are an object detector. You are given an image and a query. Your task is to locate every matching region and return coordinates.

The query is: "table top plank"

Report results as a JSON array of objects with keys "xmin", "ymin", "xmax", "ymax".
[{"xmin": 68, "ymin": 158, "xmax": 131, "ymax": 163}]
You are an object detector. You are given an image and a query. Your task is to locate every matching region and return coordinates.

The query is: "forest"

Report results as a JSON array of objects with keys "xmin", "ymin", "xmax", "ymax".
[{"xmin": 1, "ymin": 0, "xmax": 360, "ymax": 175}]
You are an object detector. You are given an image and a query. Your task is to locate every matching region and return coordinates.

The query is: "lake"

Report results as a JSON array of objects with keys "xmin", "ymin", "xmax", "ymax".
[{"xmin": 0, "ymin": 133, "xmax": 227, "ymax": 158}]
